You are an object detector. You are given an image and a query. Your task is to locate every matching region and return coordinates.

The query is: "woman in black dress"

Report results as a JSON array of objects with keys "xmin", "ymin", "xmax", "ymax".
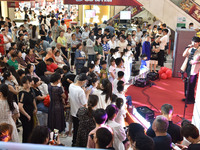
[
  {"xmin": 76, "ymin": 95, "xmax": 99, "ymax": 147},
  {"xmin": 18, "ymin": 76, "xmax": 37, "ymax": 143},
  {"xmin": 48, "ymin": 73, "xmax": 66, "ymax": 133}
]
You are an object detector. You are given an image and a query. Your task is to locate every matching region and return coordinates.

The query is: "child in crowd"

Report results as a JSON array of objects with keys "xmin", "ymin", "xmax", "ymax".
[
  {"xmin": 112, "ymin": 47, "xmax": 121, "ymax": 59},
  {"xmin": 108, "ymin": 57, "xmax": 116, "ymax": 83},
  {"xmin": 112, "ymin": 71, "xmax": 124, "ymax": 94},
  {"xmin": 122, "ymin": 49, "xmax": 131, "ymax": 83},
  {"xmin": 115, "ymin": 57, "xmax": 125, "ymax": 80},
  {"xmin": 115, "ymin": 97, "xmax": 126, "ymax": 128},
  {"xmin": 100, "ymin": 60, "xmax": 108, "ymax": 82},
  {"xmin": 139, "ymin": 54, "xmax": 149, "ymax": 77},
  {"xmin": 94, "ymin": 59, "xmax": 101, "ymax": 78},
  {"xmin": 55, "ymin": 50, "xmax": 65, "ymax": 68},
  {"xmin": 127, "ymin": 44, "xmax": 134, "ymax": 74}
]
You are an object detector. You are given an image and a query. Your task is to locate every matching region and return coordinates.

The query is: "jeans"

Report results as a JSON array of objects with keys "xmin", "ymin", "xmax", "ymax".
[
  {"xmin": 37, "ymin": 111, "xmax": 48, "ymax": 126},
  {"xmin": 72, "ymin": 116, "xmax": 79, "ymax": 147},
  {"xmin": 126, "ymin": 96, "xmax": 133, "ymax": 106}
]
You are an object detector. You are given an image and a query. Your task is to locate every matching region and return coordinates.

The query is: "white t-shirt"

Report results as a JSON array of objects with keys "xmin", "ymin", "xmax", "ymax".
[
  {"xmin": 3, "ymin": 35, "xmax": 11, "ymax": 50},
  {"xmin": 112, "ymin": 78, "xmax": 119, "ymax": 95},
  {"xmin": 68, "ymin": 83, "xmax": 87, "ymax": 117},
  {"xmin": 109, "ymin": 65, "xmax": 116, "ymax": 78},
  {"xmin": 160, "ymin": 35, "xmax": 168, "ymax": 50},
  {"xmin": 108, "ymin": 40, "xmax": 117, "ymax": 49},
  {"xmin": 64, "ymin": 32, "xmax": 72, "ymax": 44},
  {"xmin": 94, "ymin": 65, "xmax": 100, "ymax": 76},
  {"xmin": 93, "ymin": 89, "xmax": 111, "ymax": 109},
  {"xmin": 117, "ymin": 40, "xmax": 128, "ymax": 53}
]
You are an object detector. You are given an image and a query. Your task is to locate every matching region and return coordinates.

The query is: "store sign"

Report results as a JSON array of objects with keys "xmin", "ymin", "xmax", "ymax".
[
  {"xmin": 7, "ymin": 2, "xmax": 19, "ymax": 8},
  {"xmin": 64, "ymin": 0, "xmax": 142, "ymax": 6},
  {"xmin": 177, "ymin": 17, "xmax": 186, "ymax": 28}
]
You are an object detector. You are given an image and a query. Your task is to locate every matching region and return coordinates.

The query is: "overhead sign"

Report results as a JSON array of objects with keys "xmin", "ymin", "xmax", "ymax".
[{"xmin": 64, "ymin": 0, "xmax": 142, "ymax": 6}]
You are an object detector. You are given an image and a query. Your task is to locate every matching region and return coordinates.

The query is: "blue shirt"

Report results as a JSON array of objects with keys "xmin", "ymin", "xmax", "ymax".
[
  {"xmin": 42, "ymin": 40, "xmax": 51, "ymax": 51},
  {"xmin": 102, "ymin": 43, "xmax": 110, "ymax": 56},
  {"xmin": 75, "ymin": 50, "xmax": 85, "ymax": 65},
  {"xmin": 46, "ymin": 35, "xmax": 53, "ymax": 44}
]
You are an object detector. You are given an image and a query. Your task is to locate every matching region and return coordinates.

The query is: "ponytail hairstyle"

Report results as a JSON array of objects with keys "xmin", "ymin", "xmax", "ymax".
[
  {"xmin": 88, "ymin": 95, "xmax": 99, "ymax": 117},
  {"xmin": 116, "ymin": 98, "xmax": 124, "ymax": 109},
  {"xmin": 0, "ymin": 84, "xmax": 15, "ymax": 112},
  {"xmin": 101, "ymin": 79, "xmax": 112, "ymax": 103}
]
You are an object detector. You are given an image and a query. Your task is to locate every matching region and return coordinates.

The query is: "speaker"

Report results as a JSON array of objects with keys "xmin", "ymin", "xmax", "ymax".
[{"xmin": 136, "ymin": 106, "xmax": 155, "ymax": 122}]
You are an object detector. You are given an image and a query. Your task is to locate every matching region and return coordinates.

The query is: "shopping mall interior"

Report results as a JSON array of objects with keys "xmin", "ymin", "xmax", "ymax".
[{"xmin": 0, "ymin": 0, "xmax": 200, "ymax": 149}]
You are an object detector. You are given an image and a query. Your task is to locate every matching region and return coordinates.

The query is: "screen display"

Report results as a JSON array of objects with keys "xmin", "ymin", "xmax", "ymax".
[
  {"xmin": 85, "ymin": 10, "xmax": 96, "ymax": 18},
  {"xmin": 120, "ymin": 11, "xmax": 131, "ymax": 20}
]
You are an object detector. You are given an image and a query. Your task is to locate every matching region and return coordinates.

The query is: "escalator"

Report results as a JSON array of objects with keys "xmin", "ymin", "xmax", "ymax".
[{"xmin": 137, "ymin": 0, "xmax": 200, "ymax": 30}]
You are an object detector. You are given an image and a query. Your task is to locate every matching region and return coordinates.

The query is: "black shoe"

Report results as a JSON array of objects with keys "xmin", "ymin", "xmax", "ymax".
[{"xmin": 182, "ymin": 98, "xmax": 186, "ymax": 102}]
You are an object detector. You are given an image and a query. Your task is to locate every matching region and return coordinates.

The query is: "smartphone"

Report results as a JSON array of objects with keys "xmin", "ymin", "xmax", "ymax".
[
  {"xmin": 86, "ymin": 85, "xmax": 93, "ymax": 91},
  {"xmin": 172, "ymin": 143, "xmax": 181, "ymax": 150}
]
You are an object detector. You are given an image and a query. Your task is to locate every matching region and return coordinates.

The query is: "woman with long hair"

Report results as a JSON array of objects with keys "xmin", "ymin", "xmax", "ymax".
[
  {"xmin": 93, "ymin": 79, "xmax": 112, "ymax": 109},
  {"xmin": 40, "ymin": 24, "xmax": 47, "ymax": 40},
  {"xmin": 76, "ymin": 95, "xmax": 99, "ymax": 147},
  {"xmin": 30, "ymin": 25, "xmax": 38, "ymax": 48},
  {"xmin": 87, "ymin": 31, "xmax": 96, "ymax": 63},
  {"xmin": 25, "ymin": 64, "xmax": 40, "ymax": 79},
  {"xmin": 18, "ymin": 76, "xmax": 37, "ymax": 143},
  {"xmin": 0, "ymin": 84, "xmax": 19, "ymax": 142},
  {"xmin": 94, "ymin": 37, "xmax": 104, "ymax": 60}
]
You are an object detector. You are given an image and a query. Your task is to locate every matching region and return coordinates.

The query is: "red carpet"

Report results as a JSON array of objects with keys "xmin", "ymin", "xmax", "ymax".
[{"xmin": 126, "ymin": 77, "xmax": 194, "ymax": 124}]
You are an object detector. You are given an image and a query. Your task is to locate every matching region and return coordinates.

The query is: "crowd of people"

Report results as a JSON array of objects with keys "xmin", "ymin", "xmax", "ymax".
[{"xmin": 0, "ymin": 6, "xmax": 199, "ymax": 150}]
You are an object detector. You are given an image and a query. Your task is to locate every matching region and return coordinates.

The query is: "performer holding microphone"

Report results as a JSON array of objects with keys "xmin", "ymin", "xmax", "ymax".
[{"xmin": 181, "ymin": 36, "xmax": 200, "ymax": 104}]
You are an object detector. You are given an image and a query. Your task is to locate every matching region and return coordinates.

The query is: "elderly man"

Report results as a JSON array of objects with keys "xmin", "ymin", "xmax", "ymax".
[
  {"xmin": 147, "ymin": 104, "xmax": 183, "ymax": 144},
  {"xmin": 152, "ymin": 115, "xmax": 172, "ymax": 150}
]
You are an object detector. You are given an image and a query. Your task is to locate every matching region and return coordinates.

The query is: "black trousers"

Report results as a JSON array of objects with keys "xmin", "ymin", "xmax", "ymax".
[
  {"xmin": 158, "ymin": 50, "xmax": 164, "ymax": 67},
  {"xmin": 135, "ymin": 43, "xmax": 141, "ymax": 61},
  {"xmin": 61, "ymin": 47, "xmax": 68, "ymax": 58},
  {"xmin": 186, "ymin": 74, "xmax": 197, "ymax": 103},
  {"xmin": 71, "ymin": 53, "xmax": 75, "ymax": 66},
  {"xmin": 20, "ymin": 114, "xmax": 33, "ymax": 143},
  {"xmin": 72, "ymin": 116, "xmax": 79, "ymax": 147}
]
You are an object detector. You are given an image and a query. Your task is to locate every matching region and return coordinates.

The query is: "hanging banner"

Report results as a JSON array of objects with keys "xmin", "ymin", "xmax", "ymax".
[{"xmin": 64, "ymin": 0, "xmax": 142, "ymax": 6}]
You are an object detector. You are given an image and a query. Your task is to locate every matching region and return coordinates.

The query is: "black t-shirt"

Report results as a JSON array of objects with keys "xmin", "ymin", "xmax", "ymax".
[
  {"xmin": 150, "ymin": 41, "xmax": 159, "ymax": 60},
  {"xmin": 39, "ymin": 29, "xmax": 47, "ymax": 40},
  {"xmin": 188, "ymin": 144, "xmax": 200, "ymax": 150},
  {"xmin": 19, "ymin": 90, "xmax": 34, "ymax": 116},
  {"xmin": 147, "ymin": 121, "xmax": 183, "ymax": 143},
  {"xmin": 33, "ymin": 87, "xmax": 43, "ymax": 105},
  {"xmin": 153, "ymin": 134, "xmax": 172, "ymax": 150},
  {"xmin": 38, "ymin": 15, "xmax": 44, "ymax": 24},
  {"xmin": 35, "ymin": 61, "xmax": 47, "ymax": 77}
]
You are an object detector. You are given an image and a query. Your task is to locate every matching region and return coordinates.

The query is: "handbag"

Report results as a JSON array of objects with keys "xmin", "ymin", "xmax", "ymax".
[{"xmin": 43, "ymin": 95, "xmax": 50, "ymax": 107}]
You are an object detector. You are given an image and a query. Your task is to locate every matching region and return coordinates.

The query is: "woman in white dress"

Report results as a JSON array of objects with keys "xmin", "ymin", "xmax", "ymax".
[{"xmin": 0, "ymin": 84, "xmax": 19, "ymax": 142}]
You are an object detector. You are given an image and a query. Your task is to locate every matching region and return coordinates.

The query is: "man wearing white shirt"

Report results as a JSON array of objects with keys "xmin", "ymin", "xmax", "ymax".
[
  {"xmin": 60, "ymin": 20, "xmax": 67, "ymax": 32},
  {"xmin": 158, "ymin": 29, "xmax": 168, "ymax": 67},
  {"xmin": 68, "ymin": 73, "xmax": 91, "ymax": 146}
]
